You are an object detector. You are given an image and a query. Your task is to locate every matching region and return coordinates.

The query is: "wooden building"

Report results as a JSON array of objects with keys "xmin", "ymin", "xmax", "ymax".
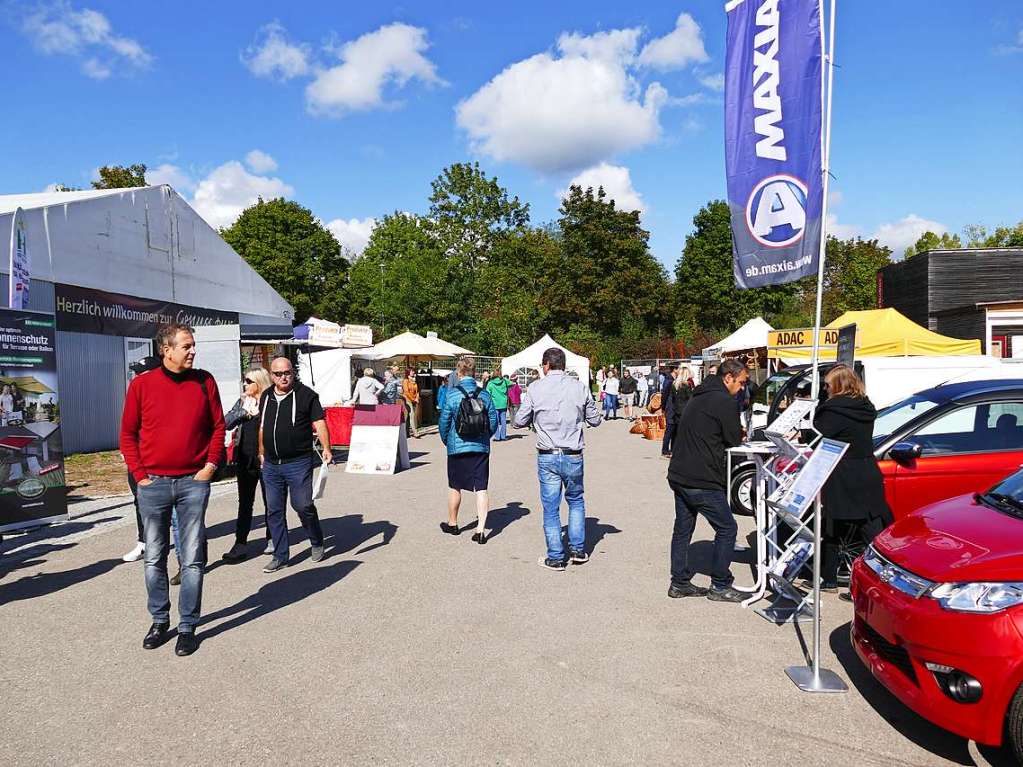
[{"xmin": 877, "ymin": 248, "xmax": 1023, "ymax": 358}]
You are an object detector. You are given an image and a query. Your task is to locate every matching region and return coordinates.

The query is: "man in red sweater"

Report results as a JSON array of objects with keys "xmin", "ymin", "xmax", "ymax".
[{"xmin": 120, "ymin": 322, "xmax": 225, "ymax": 656}]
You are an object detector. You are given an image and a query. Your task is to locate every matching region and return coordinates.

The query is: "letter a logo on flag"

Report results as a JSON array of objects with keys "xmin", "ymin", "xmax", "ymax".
[{"xmin": 724, "ymin": 0, "xmax": 824, "ymax": 289}]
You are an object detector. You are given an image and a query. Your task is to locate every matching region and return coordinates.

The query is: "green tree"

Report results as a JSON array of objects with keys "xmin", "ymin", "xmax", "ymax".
[
  {"xmin": 92, "ymin": 164, "xmax": 148, "ymax": 189},
  {"xmin": 428, "ymin": 162, "xmax": 530, "ymax": 273},
  {"xmin": 221, "ymin": 198, "xmax": 349, "ymax": 324},
  {"xmin": 556, "ymin": 185, "xmax": 670, "ymax": 338},
  {"xmin": 673, "ymin": 200, "xmax": 798, "ymax": 333},
  {"xmin": 347, "ymin": 213, "xmax": 465, "ymax": 342},
  {"xmin": 822, "ymin": 237, "xmax": 892, "ymax": 321},
  {"xmin": 964, "ymin": 221, "xmax": 1023, "ymax": 248},
  {"xmin": 904, "ymin": 230, "xmax": 962, "ymax": 258}
]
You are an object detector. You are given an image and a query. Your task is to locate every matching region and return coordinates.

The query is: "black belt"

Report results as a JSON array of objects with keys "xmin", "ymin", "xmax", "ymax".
[{"xmin": 538, "ymin": 448, "xmax": 582, "ymax": 455}]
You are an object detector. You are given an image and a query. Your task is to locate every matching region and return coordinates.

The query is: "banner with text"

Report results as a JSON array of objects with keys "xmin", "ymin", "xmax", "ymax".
[
  {"xmin": 8, "ymin": 207, "xmax": 30, "ymax": 309},
  {"xmin": 55, "ymin": 284, "xmax": 238, "ymax": 338},
  {"xmin": 0, "ymin": 308, "xmax": 67, "ymax": 532},
  {"xmin": 725, "ymin": 0, "xmax": 824, "ymax": 288}
]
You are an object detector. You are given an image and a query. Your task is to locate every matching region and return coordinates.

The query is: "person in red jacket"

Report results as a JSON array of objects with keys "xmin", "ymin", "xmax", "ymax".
[{"xmin": 120, "ymin": 322, "xmax": 225, "ymax": 657}]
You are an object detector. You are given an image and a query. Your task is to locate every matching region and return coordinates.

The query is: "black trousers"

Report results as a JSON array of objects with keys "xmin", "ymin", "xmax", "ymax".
[
  {"xmin": 235, "ymin": 469, "xmax": 269, "ymax": 545},
  {"xmin": 129, "ymin": 472, "xmax": 144, "ymax": 543},
  {"xmin": 822, "ymin": 517, "xmax": 886, "ymax": 584}
]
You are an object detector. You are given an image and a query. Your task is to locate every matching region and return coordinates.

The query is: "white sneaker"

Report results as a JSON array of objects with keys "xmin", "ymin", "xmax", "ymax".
[{"xmin": 122, "ymin": 542, "xmax": 145, "ymax": 562}]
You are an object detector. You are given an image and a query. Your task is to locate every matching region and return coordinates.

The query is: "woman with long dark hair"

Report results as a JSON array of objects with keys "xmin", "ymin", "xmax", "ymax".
[
  {"xmin": 222, "ymin": 367, "xmax": 273, "ymax": 562},
  {"xmin": 813, "ymin": 364, "xmax": 894, "ymax": 598}
]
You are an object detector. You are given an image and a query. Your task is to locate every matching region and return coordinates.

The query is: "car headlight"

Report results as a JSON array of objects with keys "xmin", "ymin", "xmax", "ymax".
[{"xmin": 929, "ymin": 582, "xmax": 1023, "ymax": 613}]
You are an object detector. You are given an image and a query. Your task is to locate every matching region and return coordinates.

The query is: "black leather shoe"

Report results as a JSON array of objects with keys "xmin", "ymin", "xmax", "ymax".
[
  {"xmin": 471, "ymin": 532, "xmax": 487, "ymax": 545},
  {"xmin": 440, "ymin": 522, "xmax": 460, "ymax": 536},
  {"xmin": 142, "ymin": 622, "xmax": 169, "ymax": 650},
  {"xmin": 668, "ymin": 582, "xmax": 708, "ymax": 598},
  {"xmin": 175, "ymin": 632, "xmax": 199, "ymax": 656}
]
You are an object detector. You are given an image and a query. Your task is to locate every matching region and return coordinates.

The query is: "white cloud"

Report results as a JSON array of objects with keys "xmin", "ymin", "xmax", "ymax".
[
  {"xmin": 305, "ymin": 23, "xmax": 444, "ymax": 116},
  {"xmin": 456, "ymin": 30, "xmax": 667, "ymax": 173},
  {"xmin": 22, "ymin": 2, "xmax": 151, "ymax": 79},
  {"xmin": 825, "ymin": 213, "xmax": 861, "ymax": 240},
  {"xmin": 244, "ymin": 149, "xmax": 278, "ymax": 173},
  {"xmin": 325, "ymin": 217, "xmax": 377, "ymax": 256},
  {"xmin": 147, "ymin": 163, "xmax": 197, "ymax": 194},
  {"xmin": 871, "ymin": 214, "xmax": 947, "ymax": 255},
  {"xmin": 557, "ymin": 28, "xmax": 640, "ymax": 65},
  {"xmin": 242, "ymin": 22, "xmax": 310, "ymax": 80},
  {"xmin": 191, "ymin": 161, "xmax": 294, "ymax": 230},
  {"xmin": 698, "ymin": 72, "xmax": 724, "ymax": 91},
  {"xmin": 559, "ymin": 163, "xmax": 645, "ymax": 213},
  {"xmin": 637, "ymin": 13, "xmax": 709, "ymax": 71}
]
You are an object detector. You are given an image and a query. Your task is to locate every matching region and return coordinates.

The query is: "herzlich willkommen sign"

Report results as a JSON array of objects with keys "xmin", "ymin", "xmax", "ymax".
[{"xmin": 724, "ymin": 0, "xmax": 824, "ymax": 289}]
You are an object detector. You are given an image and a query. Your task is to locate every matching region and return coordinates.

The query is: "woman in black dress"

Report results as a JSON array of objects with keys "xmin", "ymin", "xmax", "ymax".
[
  {"xmin": 813, "ymin": 364, "xmax": 894, "ymax": 597},
  {"xmin": 222, "ymin": 367, "xmax": 273, "ymax": 562}
]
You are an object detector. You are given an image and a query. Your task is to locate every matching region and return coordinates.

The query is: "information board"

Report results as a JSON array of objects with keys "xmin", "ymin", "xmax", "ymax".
[
  {"xmin": 0, "ymin": 308, "xmax": 67, "ymax": 532},
  {"xmin": 775, "ymin": 438, "xmax": 849, "ymax": 519}
]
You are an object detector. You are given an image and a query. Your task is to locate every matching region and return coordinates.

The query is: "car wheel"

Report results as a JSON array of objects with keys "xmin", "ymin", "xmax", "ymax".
[
  {"xmin": 836, "ymin": 524, "xmax": 866, "ymax": 586},
  {"xmin": 729, "ymin": 465, "xmax": 757, "ymax": 516},
  {"xmin": 1007, "ymin": 683, "xmax": 1023, "ymax": 764}
]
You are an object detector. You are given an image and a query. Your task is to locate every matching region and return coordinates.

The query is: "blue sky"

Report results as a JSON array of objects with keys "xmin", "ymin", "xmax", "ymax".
[{"xmin": 2, "ymin": 0, "xmax": 1021, "ymax": 268}]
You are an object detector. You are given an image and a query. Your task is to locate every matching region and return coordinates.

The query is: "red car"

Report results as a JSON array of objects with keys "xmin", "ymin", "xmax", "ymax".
[{"xmin": 850, "ymin": 468, "xmax": 1023, "ymax": 759}]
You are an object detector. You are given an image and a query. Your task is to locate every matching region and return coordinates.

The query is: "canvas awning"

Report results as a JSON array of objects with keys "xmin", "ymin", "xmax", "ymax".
[
  {"xmin": 356, "ymin": 332, "xmax": 473, "ymax": 361},
  {"xmin": 703, "ymin": 317, "xmax": 774, "ymax": 357},
  {"xmin": 768, "ymin": 308, "xmax": 983, "ymax": 359},
  {"xmin": 501, "ymin": 334, "xmax": 590, "ymax": 384}
]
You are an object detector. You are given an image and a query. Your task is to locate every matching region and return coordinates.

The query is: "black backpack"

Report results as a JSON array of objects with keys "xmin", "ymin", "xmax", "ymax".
[{"xmin": 454, "ymin": 384, "xmax": 489, "ymax": 439}]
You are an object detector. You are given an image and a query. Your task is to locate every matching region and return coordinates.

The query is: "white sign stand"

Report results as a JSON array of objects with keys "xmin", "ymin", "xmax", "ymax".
[{"xmin": 346, "ymin": 423, "xmax": 410, "ymax": 475}]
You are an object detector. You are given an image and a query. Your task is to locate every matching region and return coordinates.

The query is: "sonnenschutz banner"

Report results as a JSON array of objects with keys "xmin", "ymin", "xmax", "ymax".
[
  {"xmin": 0, "ymin": 308, "xmax": 67, "ymax": 532},
  {"xmin": 725, "ymin": 0, "xmax": 824, "ymax": 289},
  {"xmin": 55, "ymin": 284, "xmax": 238, "ymax": 338}
]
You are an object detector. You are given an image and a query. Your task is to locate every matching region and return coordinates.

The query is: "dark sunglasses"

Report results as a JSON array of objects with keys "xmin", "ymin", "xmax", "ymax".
[
  {"xmin": 271, "ymin": 370, "xmax": 294, "ymax": 378},
  {"xmin": 243, "ymin": 378, "xmax": 255, "ymax": 385}
]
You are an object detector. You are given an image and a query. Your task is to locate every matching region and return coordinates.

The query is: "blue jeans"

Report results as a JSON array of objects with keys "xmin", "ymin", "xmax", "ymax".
[
  {"xmin": 603, "ymin": 394, "xmax": 618, "ymax": 417},
  {"xmin": 263, "ymin": 455, "xmax": 323, "ymax": 562},
  {"xmin": 495, "ymin": 409, "xmax": 507, "ymax": 440},
  {"xmin": 537, "ymin": 454, "xmax": 586, "ymax": 561},
  {"xmin": 138, "ymin": 476, "xmax": 211, "ymax": 632},
  {"xmin": 670, "ymin": 487, "xmax": 737, "ymax": 590}
]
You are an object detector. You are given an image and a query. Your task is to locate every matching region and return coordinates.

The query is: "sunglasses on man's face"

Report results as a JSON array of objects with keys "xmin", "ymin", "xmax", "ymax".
[{"xmin": 271, "ymin": 370, "xmax": 294, "ymax": 378}]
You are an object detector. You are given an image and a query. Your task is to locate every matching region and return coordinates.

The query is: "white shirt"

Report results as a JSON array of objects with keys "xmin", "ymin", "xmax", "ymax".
[
  {"xmin": 603, "ymin": 376, "xmax": 620, "ymax": 396},
  {"xmin": 636, "ymin": 376, "xmax": 649, "ymax": 393}
]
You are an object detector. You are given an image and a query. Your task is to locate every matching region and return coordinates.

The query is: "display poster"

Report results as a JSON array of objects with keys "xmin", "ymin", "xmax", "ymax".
[
  {"xmin": 775, "ymin": 438, "xmax": 848, "ymax": 519},
  {"xmin": 725, "ymin": 0, "xmax": 824, "ymax": 288},
  {"xmin": 0, "ymin": 308, "xmax": 67, "ymax": 532},
  {"xmin": 54, "ymin": 284, "xmax": 238, "ymax": 338},
  {"xmin": 836, "ymin": 324, "xmax": 857, "ymax": 366}
]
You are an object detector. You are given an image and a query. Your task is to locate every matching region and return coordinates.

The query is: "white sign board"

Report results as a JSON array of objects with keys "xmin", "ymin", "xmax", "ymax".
[
  {"xmin": 346, "ymin": 424, "xmax": 410, "ymax": 475},
  {"xmin": 192, "ymin": 323, "xmax": 241, "ymax": 414},
  {"xmin": 8, "ymin": 208, "xmax": 29, "ymax": 309},
  {"xmin": 764, "ymin": 398, "xmax": 814, "ymax": 457},
  {"xmin": 775, "ymin": 438, "xmax": 849, "ymax": 519}
]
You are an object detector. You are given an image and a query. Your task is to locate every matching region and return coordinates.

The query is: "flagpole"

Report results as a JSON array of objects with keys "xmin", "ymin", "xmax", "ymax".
[
  {"xmin": 786, "ymin": 0, "xmax": 848, "ymax": 695},
  {"xmin": 809, "ymin": 0, "xmax": 837, "ymax": 404}
]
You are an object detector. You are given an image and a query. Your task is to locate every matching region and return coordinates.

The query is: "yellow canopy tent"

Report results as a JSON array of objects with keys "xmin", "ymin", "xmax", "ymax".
[{"xmin": 768, "ymin": 308, "xmax": 982, "ymax": 360}]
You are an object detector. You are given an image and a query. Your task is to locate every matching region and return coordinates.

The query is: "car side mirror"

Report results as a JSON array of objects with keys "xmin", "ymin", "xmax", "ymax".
[{"xmin": 890, "ymin": 441, "xmax": 923, "ymax": 465}]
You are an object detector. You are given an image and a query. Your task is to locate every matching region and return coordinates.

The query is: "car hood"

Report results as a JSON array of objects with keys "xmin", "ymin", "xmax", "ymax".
[{"xmin": 875, "ymin": 494, "xmax": 1023, "ymax": 582}]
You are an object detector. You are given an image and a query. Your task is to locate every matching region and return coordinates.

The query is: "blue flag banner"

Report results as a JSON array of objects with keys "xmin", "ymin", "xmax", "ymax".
[{"xmin": 725, "ymin": 0, "xmax": 823, "ymax": 289}]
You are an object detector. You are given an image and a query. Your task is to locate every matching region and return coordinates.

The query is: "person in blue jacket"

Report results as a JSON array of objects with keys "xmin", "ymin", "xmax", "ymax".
[{"xmin": 438, "ymin": 356, "xmax": 498, "ymax": 544}]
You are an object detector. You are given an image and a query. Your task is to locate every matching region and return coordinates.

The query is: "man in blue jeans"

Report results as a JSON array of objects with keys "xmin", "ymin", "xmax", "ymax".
[
  {"xmin": 514, "ymin": 347, "xmax": 601, "ymax": 570},
  {"xmin": 120, "ymin": 322, "xmax": 225, "ymax": 657},
  {"xmin": 259, "ymin": 356, "xmax": 333, "ymax": 572},
  {"xmin": 666, "ymin": 358, "xmax": 749, "ymax": 602}
]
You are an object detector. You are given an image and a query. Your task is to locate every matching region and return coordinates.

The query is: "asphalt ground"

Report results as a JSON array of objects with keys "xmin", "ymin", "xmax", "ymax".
[{"xmin": 0, "ymin": 418, "xmax": 1015, "ymax": 766}]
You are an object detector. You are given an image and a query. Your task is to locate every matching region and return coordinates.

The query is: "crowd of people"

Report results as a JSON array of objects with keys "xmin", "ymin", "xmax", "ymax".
[{"xmin": 119, "ymin": 322, "xmax": 891, "ymax": 655}]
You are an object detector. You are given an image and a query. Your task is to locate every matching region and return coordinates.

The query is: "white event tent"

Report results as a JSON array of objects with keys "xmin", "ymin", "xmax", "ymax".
[
  {"xmin": 358, "ymin": 331, "xmax": 472, "ymax": 362},
  {"xmin": 501, "ymin": 334, "xmax": 590, "ymax": 384},
  {"xmin": 702, "ymin": 317, "xmax": 774, "ymax": 357}
]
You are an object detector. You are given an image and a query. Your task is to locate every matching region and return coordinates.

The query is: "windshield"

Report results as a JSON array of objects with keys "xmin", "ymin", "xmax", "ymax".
[
  {"xmin": 992, "ymin": 469, "xmax": 1023, "ymax": 503},
  {"xmin": 873, "ymin": 394, "xmax": 941, "ymax": 445},
  {"xmin": 754, "ymin": 370, "xmax": 797, "ymax": 409}
]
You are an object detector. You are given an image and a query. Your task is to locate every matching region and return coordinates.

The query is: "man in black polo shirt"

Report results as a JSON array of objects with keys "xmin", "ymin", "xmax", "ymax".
[{"xmin": 259, "ymin": 356, "xmax": 332, "ymax": 573}]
